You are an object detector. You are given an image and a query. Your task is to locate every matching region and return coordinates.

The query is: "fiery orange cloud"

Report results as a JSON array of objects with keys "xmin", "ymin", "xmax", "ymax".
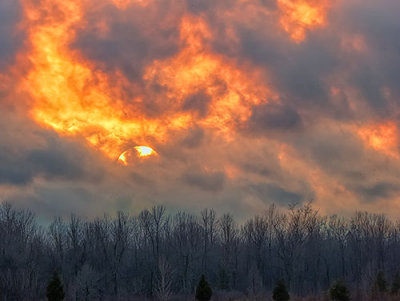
[
  {"xmin": 144, "ymin": 16, "xmax": 276, "ymax": 138},
  {"xmin": 358, "ymin": 122, "xmax": 399, "ymax": 158},
  {"xmin": 20, "ymin": 0, "xmax": 275, "ymax": 164},
  {"xmin": 20, "ymin": 0, "xmax": 193, "ymax": 161},
  {"xmin": 277, "ymin": 0, "xmax": 330, "ymax": 42},
  {"xmin": 21, "ymin": 0, "xmax": 175, "ymax": 160}
]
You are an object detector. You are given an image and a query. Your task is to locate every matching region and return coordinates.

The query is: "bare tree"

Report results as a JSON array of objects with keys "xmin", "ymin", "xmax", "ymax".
[
  {"xmin": 200, "ymin": 208, "xmax": 216, "ymax": 275},
  {"xmin": 155, "ymin": 256, "xmax": 174, "ymax": 301},
  {"xmin": 1, "ymin": 201, "xmax": 400, "ymax": 300}
]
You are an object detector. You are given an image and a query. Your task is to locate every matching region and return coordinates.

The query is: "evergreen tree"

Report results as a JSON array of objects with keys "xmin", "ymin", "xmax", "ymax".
[
  {"xmin": 195, "ymin": 275, "xmax": 212, "ymax": 301},
  {"xmin": 329, "ymin": 280, "xmax": 350, "ymax": 301},
  {"xmin": 46, "ymin": 271, "xmax": 65, "ymax": 301},
  {"xmin": 370, "ymin": 271, "xmax": 388, "ymax": 300},
  {"xmin": 391, "ymin": 272, "xmax": 400, "ymax": 295},
  {"xmin": 372, "ymin": 271, "xmax": 387, "ymax": 295},
  {"xmin": 273, "ymin": 279, "xmax": 290, "ymax": 301}
]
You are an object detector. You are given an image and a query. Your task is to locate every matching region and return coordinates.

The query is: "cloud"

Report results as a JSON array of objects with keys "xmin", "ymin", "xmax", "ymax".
[
  {"xmin": 0, "ymin": 131, "xmax": 93, "ymax": 186},
  {"xmin": 248, "ymin": 183, "xmax": 305, "ymax": 206},
  {"xmin": 72, "ymin": 1, "xmax": 181, "ymax": 81},
  {"xmin": 246, "ymin": 103, "xmax": 303, "ymax": 135},
  {"xmin": 2, "ymin": 0, "xmax": 400, "ymax": 220},
  {"xmin": 181, "ymin": 127, "xmax": 205, "ymax": 149},
  {"xmin": 353, "ymin": 182, "xmax": 400, "ymax": 203},
  {"xmin": 0, "ymin": 1, "xmax": 22, "ymax": 69},
  {"xmin": 182, "ymin": 169, "xmax": 226, "ymax": 192},
  {"xmin": 182, "ymin": 91, "xmax": 212, "ymax": 118},
  {"xmin": 0, "ymin": 101, "xmax": 102, "ymax": 187}
]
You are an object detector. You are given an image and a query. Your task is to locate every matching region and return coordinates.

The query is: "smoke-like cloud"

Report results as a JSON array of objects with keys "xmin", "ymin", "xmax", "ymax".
[
  {"xmin": 1, "ymin": 0, "xmax": 400, "ymax": 219},
  {"xmin": 0, "ymin": 1, "xmax": 22, "ymax": 69}
]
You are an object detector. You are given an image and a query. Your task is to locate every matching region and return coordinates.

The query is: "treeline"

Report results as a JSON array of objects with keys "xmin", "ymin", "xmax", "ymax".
[{"xmin": 1, "ymin": 201, "xmax": 400, "ymax": 300}]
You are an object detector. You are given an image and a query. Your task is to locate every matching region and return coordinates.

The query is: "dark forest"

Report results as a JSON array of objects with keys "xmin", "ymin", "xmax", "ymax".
[{"xmin": 1, "ymin": 202, "xmax": 400, "ymax": 300}]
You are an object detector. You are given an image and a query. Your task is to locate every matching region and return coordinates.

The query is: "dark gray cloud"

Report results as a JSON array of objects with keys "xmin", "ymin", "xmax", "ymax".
[
  {"xmin": 0, "ymin": 107, "xmax": 100, "ymax": 186},
  {"xmin": 353, "ymin": 182, "xmax": 400, "ymax": 203},
  {"xmin": 182, "ymin": 91, "xmax": 211, "ymax": 118},
  {"xmin": 72, "ymin": 2, "xmax": 181, "ymax": 82},
  {"xmin": 181, "ymin": 127, "xmax": 205, "ymax": 149},
  {"xmin": 27, "ymin": 138, "xmax": 86, "ymax": 180},
  {"xmin": 307, "ymin": 131, "xmax": 364, "ymax": 175},
  {"xmin": 0, "ymin": 1, "xmax": 22, "ymax": 69},
  {"xmin": 182, "ymin": 169, "xmax": 226, "ymax": 192},
  {"xmin": 233, "ymin": 22, "xmax": 337, "ymax": 106},
  {"xmin": 337, "ymin": 0, "xmax": 400, "ymax": 114},
  {"xmin": 343, "ymin": 0, "xmax": 400, "ymax": 52},
  {"xmin": 0, "ymin": 133, "xmax": 88, "ymax": 185},
  {"xmin": 246, "ymin": 103, "xmax": 303, "ymax": 135},
  {"xmin": 186, "ymin": 0, "xmax": 218, "ymax": 13},
  {"xmin": 249, "ymin": 183, "xmax": 304, "ymax": 206}
]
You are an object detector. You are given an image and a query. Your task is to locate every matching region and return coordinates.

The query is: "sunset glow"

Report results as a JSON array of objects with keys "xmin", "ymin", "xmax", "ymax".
[
  {"xmin": 358, "ymin": 122, "xmax": 399, "ymax": 158},
  {"xmin": 21, "ymin": 0, "xmax": 273, "ymax": 161},
  {"xmin": 134, "ymin": 146, "xmax": 156, "ymax": 157},
  {"xmin": 1, "ymin": 0, "xmax": 399, "ymax": 221},
  {"xmin": 278, "ymin": 0, "xmax": 330, "ymax": 42}
]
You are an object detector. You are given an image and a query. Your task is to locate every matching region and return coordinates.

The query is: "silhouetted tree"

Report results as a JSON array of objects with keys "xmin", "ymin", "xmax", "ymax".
[
  {"xmin": 6, "ymin": 201, "xmax": 400, "ymax": 299},
  {"xmin": 46, "ymin": 271, "xmax": 65, "ymax": 301},
  {"xmin": 195, "ymin": 275, "xmax": 212, "ymax": 301},
  {"xmin": 155, "ymin": 256, "xmax": 173, "ymax": 301},
  {"xmin": 329, "ymin": 280, "xmax": 350, "ymax": 301},
  {"xmin": 273, "ymin": 279, "xmax": 290, "ymax": 301}
]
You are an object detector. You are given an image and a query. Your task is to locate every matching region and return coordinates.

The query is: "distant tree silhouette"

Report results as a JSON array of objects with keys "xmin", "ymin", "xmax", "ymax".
[
  {"xmin": 329, "ymin": 280, "xmax": 350, "ymax": 301},
  {"xmin": 218, "ymin": 269, "xmax": 229, "ymax": 290},
  {"xmin": 6, "ymin": 201, "xmax": 400, "ymax": 299},
  {"xmin": 46, "ymin": 271, "xmax": 64, "ymax": 301},
  {"xmin": 391, "ymin": 272, "xmax": 400, "ymax": 295},
  {"xmin": 273, "ymin": 279, "xmax": 290, "ymax": 301},
  {"xmin": 195, "ymin": 275, "xmax": 212, "ymax": 301}
]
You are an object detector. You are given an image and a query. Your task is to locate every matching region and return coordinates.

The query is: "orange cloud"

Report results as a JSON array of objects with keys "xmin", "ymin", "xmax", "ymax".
[
  {"xmin": 20, "ymin": 0, "xmax": 275, "ymax": 163},
  {"xmin": 4, "ymin": 0, "xmax": 400, "ymax": 219},
  {"xmin": 21, "ymin": 0, "xmax": 188, "ymax": 160},
  {"xmin": 358, "ymin": 122, "xmax": 399, "ymax": 159},
  {"xmin": 110, "ymin": 0, "xmax": 150, "ymax": 9},
  {"xmin": 144, "ymin": 16, "xmax": 275, "ymax": 139},
  {"xmin": 277, "ymin": 0, "xmax": 331, "ymax": 42}
]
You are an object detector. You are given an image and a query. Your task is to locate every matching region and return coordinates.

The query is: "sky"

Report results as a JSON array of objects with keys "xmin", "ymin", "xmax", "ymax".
[{"xmin": 1, "ymin": 0, "xmax": 400, "ymax": 220}]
